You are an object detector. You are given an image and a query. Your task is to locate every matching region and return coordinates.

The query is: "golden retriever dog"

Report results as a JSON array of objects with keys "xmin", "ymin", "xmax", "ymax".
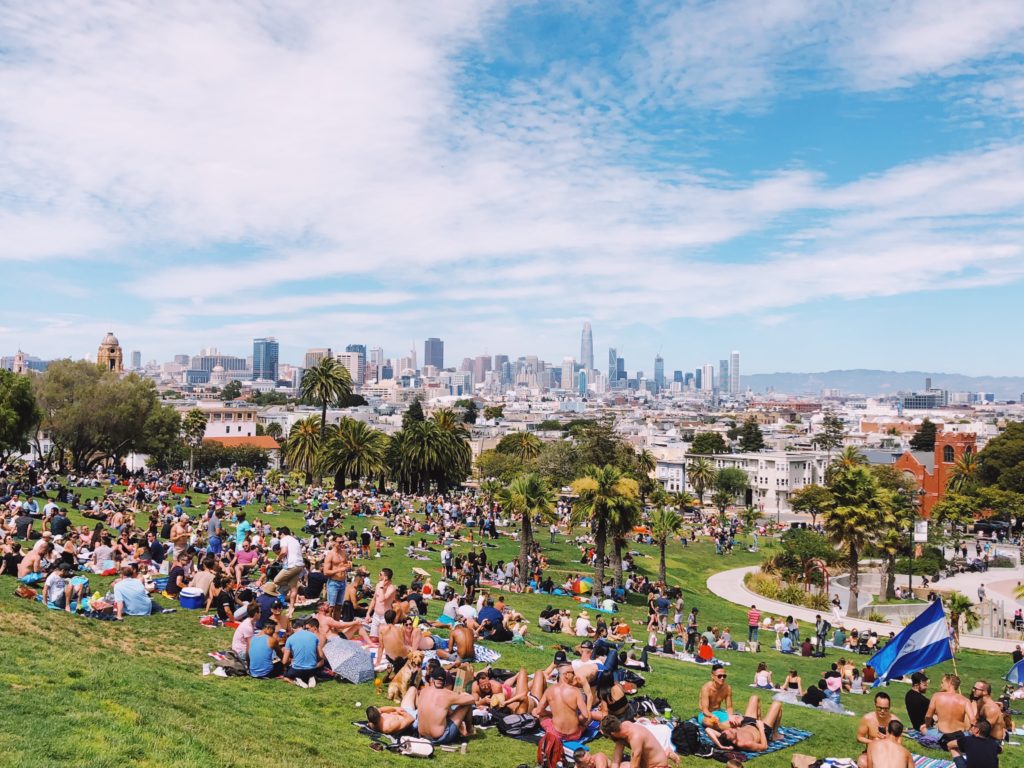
[{"xmin": 387, "ymin": 649, "xmax": 423, "ymax": 701}]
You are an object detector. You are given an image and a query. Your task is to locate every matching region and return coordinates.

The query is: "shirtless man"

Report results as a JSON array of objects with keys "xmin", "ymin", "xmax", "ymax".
[
  {"xmin": 865, "ymin": 721, "xmax": 914, "ymax": 768},
  {"xmin": 921, "ymin": 674, "xmax": 970, "ymax": 750},
  {"xmin": 366, "ymin": 684, "xmax": 419, "ymax": 736},
  {"xmin": 17, "ymin": 541, "xmax": 51, "ymax": 577},
  {"xmin": 473, "ymin": 667, "xmax": 546, "ymax": 715},
  {"xmin": 856, "ymin": 692, "xmax": 900, "ymax": 768},
  {"xmin": 533, "ymin": 663, "xmax": 589, "ymax": 742},
  {"xmin": 970, "ymin": 680, "xmax": 1006, "ymax": 743},
  {"xmin": 699, "ymin": 664, "xmax": 736, "ymax": 727},
  {"xmin": 314, "ymin": 602, "xmax": 370, "ymax": 645},
  {"xmin": 322, "ymin": 538, "xmax": 351, "ymax": 620},
  {"xmin": 377, "ymin": 610, "xmax": 412, "ymax": 668},
  {"xmin": 601, "ymin": 715, "xmax": 680, "ymax": 768},
  {"xmin": 705, "ymin": 694, "xmax": 783, "ymax": 753},
  {"xmin": 366, "ymin": 568, "xmax": 397, "ymax": 640},
  {"xmin": 170, "ymin": 517, "xmax": 190, "ymax": 558},
  {"xmin": 449, "ymin": 623, "xmax": 476, "ymax": 663},
  {"xmin": 417, "ymin": 667, "xmax": 476, "ymax": 744}
]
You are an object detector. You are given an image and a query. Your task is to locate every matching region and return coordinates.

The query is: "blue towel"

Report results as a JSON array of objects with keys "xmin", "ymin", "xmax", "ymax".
[{"xmin": 687, "ymin": 718, "xmax": 813, "ymax": 760}]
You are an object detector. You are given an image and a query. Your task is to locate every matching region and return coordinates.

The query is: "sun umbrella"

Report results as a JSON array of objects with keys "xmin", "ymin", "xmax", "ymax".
[
  {"xmin": 1005, "ymin": 658, "xmax": 1024, "ymax": 685},
  {"xmin": 323, "ymin": 638, "xmax": 375, "ymax": 684}
]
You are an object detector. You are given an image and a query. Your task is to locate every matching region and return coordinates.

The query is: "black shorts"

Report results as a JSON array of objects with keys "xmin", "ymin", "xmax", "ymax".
[{"xmin": 938, "ymin": 731, "xmax": 964, "ymax": 751}]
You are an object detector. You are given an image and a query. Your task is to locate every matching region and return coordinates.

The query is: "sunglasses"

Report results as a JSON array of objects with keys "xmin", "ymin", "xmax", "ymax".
[{"xmin": 715, "ymin": 674, "xmax": 728, "ymax": 679}]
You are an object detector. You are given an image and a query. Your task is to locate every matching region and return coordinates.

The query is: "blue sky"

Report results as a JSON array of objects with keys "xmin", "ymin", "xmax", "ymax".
[{"xmin": 2, "ymin": 1, "xmax": 1024, "ymax": 375}]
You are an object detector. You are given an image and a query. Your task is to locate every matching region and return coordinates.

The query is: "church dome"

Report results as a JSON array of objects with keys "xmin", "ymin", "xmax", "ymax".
[
  {"xmin": 212, "ymin": 365, "xmax": 225, "ymax": 373},
  {"xmin": 102, "ymin": 332, "xmax": 120, "ymax": 346}
]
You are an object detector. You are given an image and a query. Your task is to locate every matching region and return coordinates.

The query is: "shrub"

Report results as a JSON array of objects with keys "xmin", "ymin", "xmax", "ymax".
[
  {"xmin": 779, "ymin": 584, "xmax": 807, "ymax": 606},
  {"xmin": 991, "ymin": 555, "xmax": 1014, "ymax": 568},
  {"xmin": 806, "ymin": 592, "xmax": 833, "ymax": 611},
  {"xmin": 867, "ymin": 611, "xmax": 887, "ymax": 623},
  {"xmin": 745, "ymin": 572, "xmax": 781, "ymax": 600}
]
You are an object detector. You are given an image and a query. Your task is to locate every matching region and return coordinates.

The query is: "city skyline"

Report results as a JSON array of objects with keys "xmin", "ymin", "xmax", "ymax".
[{"xmin": 4, "ymin": 4, "xmax": 1024, "ymax": 374}]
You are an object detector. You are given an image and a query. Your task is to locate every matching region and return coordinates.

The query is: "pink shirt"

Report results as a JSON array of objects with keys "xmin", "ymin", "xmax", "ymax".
[
  {"xmin": 232, "ymin": 618, "xmax": 255, "ymax": 657},
  {"xmin": 236, "ymin": 549, "xmax": 258, "ymax": 566},
  {"xmin": 747, "ymin": 609, "xmax": 761, "ymax": 627}
]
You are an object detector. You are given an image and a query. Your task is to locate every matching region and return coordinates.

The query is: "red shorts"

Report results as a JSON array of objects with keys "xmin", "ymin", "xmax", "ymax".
[{"xmin": 541, "ymin": 718, "xmax": 583, "ymax": 742}]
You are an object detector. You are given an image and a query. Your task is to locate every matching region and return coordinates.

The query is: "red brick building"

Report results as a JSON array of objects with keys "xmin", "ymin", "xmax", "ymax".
[{"xmin": 892, "ymin": 431, "xmax": 976, "ymax": 518}]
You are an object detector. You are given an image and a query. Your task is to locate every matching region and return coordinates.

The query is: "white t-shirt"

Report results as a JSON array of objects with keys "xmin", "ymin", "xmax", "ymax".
[
  {"xmin": 575, "ymin": 617, "xmax": 591, "ymax": 636},
  {"xmin": 280, "ymin": 535, "xmax": 303, "ymax": 569},
  {"xmin": 457, "ymin": 604, "xmax": 478, "ymax": 622}
]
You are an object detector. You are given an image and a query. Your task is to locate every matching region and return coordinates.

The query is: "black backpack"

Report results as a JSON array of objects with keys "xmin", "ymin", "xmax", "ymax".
[
  {"xmin": 671, "ymin": 722, "xmax": 713, "ymax": 758},
  {"xmin": 495, "ymin": 713, "xmax": 539, "ymax": 737}
]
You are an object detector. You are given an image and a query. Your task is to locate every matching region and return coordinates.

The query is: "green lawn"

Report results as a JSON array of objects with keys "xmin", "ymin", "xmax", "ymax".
[{"xmin": 0, "ymin": 486, "xmax": 1013, "ymax": 768}]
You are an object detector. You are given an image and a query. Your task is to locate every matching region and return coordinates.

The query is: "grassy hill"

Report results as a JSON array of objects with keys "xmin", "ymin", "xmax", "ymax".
[{"xmin": 0, "ymin": 487, "xmax": 1011, "ymax": 767}]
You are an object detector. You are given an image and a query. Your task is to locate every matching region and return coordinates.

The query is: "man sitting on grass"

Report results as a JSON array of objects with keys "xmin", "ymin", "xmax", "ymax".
[
  {"xmin": 114, "ymin": 565, "xmax": 155, "ymax": 619},
  {"xmin": 600, "ymin": 715, "xmax": 679, "ymax": 768},
  {"xmin": 282, "ymin": 617, "xmax": 322, "ymax": 688},
  {"xmin": 44, "ymin": 561, "xmax": 85, "ymax": 612},
  {"xmin": 417, "ymin": 666, "xmax": 476, "ymax": 744}
]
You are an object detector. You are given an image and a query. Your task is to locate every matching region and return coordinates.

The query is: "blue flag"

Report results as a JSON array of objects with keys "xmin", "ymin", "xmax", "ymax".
[{"xmin": 866, "ymin": 599, "xmax": 953, "ymax": 686}]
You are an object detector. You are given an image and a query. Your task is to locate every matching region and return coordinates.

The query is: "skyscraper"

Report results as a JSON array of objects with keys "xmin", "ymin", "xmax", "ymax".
[
  {"xmin": 472, "ymin": 355, "xmax": 491, "ymax": 385},
  {"xmin": 654, "ymin": 355, "xmax": 665, "ymax": 391},
  {"xmin": 561, "ymin": 357, "xmax": 575, "ymax": 391},
  {"xmin": 608, "ymin": 347, "xmax": 617, "ymax": 383},
  {"xmin": 424, "ymin": 337, "xmax": 444, "ymax": 370},
  {"xmin": 694, "ymin": 368, "xmax": 702, "ymax": 390},
  {"xmin": 580, "ymin": 322, "xmax": 594, "ymax": 372},
  {"xmin": 130, "ymin": 350, "xmax": 142, "ymax": 369},
  {"xmin": 252, "ymin": 337, "xmax": 279, "ymax": 381},
  {"xmin": 729, "ymin": 350, "xmax": 741, "ymax": 394},
  {"xmin": 719, "ymin": 359, "xmax": 729, "ymax": 393},
  {"xmin": 493, "ymin": 354, "xmax": 510, "ymax": 385},
  {"xmin": 701, "ymin": 363, "xmax": 716, "ymax": 392},
  {"xmin": 304, "ymin": 348, "xmax": 332, "ymax": 369},
  {"xmin": 336, "ymin": 352, "xmax": 364, "ymax": 384},
  {"xmin": 368, "ymin": 347, "xmax": 384, "ymax": 366}
]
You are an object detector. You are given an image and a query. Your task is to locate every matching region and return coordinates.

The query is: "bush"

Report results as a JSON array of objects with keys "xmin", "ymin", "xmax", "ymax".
[
  {"xmin": 991, "ymin": 555, "xmax": 1014, "ymax": 568},
  {"xmin": 745, "ymin": 572, "xmax": 781, "ymax": 600},
  {"xmin": 806, "ymin": 592, "xmax": 832, "ymax": 611},
  {"xmin": 779, "ymin": 584, "xmax": 807, "ymax": 606},
  {"xmin": 895, "ymin": 545, "xmax": 944, "ymax": 577},
  {"xmin": 867, "ymin": 611, "xmax": 887, "ymax": 623}
]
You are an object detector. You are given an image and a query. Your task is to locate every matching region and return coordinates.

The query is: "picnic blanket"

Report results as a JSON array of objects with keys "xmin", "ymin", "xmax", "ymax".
[
  {"xmin": 688, "ymin": 718, "xmax": 812, "ymax": 760},
  {"xmin": 421, "ymin": 644, "xmax": 501, "ymax": 665},
  {"xmin": 911, "ymin": 756, "xmax": 954, "ymax": 768},
  {"xmin": 903, "ymin": 729, "xmax": 942, "ymax": 750},
  {"xmin": 771, "ymin": 690, "xmax": 855, "ymax": 716}
]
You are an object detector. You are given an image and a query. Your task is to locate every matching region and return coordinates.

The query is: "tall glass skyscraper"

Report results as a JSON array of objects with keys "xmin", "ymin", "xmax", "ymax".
[
  {"xmin": 424, "ymin": 337, "xmax": 444, "ymax": 370},
  {"xmin": 252, "ymin": 337, "xmax": 279, "ymax": 381},
  {"xmin": 608, "ymin": 347, "xmax": 617, "ymax": 383},
  {"xmin": 654, "ymin": 354, "xmax": 664, "ymax": 391},
  {"xmin": 730, "ymin": 350, "xmax": 741, "ymax": 394},
  {"xmin": 580, "ymin": 322, "xmax": 594, "ymax": 371}
]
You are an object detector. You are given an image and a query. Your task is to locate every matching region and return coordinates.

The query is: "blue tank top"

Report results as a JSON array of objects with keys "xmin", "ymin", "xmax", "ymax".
[{"xmin": 248, "ymin": 634, "xmax": 274, "ymax": 678}]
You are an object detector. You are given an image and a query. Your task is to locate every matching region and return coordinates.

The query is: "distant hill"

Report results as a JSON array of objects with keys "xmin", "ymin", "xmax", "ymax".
[{"xmin": 742, "ymin": 370, "xmax": 1024, "ymax": 400}]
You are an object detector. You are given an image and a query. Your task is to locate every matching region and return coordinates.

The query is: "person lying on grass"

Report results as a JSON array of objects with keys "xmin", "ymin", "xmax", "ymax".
[{"xmin": 703, "ymin": 694, "xmax": 784, "ymax": 753}]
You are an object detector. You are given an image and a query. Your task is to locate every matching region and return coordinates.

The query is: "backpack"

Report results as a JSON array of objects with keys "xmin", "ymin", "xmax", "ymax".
[
  {"xmin": 671, "ymin": 722, "xmax": 713, "ymax": 758},
  {"xmin": 494, "ymin": 713, "xmax": 539, "ymax": 737},
  {"xmin": 537, "ymin": 732, "xmax": 565, "ymax": 768},
  {"xmin": 620, "ymin": 669, "xmax": 646, "ymax": 689}
]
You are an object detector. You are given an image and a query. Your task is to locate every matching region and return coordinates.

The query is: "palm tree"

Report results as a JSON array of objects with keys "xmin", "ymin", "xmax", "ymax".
[
  {"xmin": 287, "ymin": 470, "xmax": 306, "ymax": 488},
  {"xmin": 300, "ymin": 357, "xmax": 352, "ymax": 446},
  {"xmin": 479, "ymin": 477, "xmax": 503, "ymax": 513},
  {"xmin": 944, "ymin": 592, "xmax": 979, "ymax": 651},
  {"xmin": 265, "ymin": 468, "xmax": 282, "ymax": 487},
  {"xmin": 826, "ymin": 445, "xmax": 868, "ymax": 484},
  {"xmin": 739, "ymin": 505, "xmax": 760, "ymax": 531},
  {"xmin": 183, "ymin": 408, "xmax": 208, "ymax": 472},
  {"xmin": 635, "ymin": 449, "xmax": 656, "ymax": 477},
  {"xmin": 502, "ymin": 432, "xmax": 543, "ymax": 465},
  {"xmin": 321, "ymin": 418, "xmax": 388, "ymax": 489},
  {"xmin": 650, "ymin": 506, "xmax": 683, "ymax": 584},
  {"xmin": 823, "ymin": 465, "xmax": 886, "ymax": 618},
  {"xmin": 265, "ymin": 422, "xmax": 283, "ymax": 442},
  {"xmin": 947, "ymin": 450, "xmax": 979, "ymax": 493},
  {"xmin": 570, "ymin": 465, "xmax": 639, "ymax": 592},
  {"xmin": 431, "ymin": 408, "xmax": 472, "ymax": 491},
  {"xmin": 235, "ymin": 467, "xmax": 255, "ymax": 485},
  {"xmin": 284, "ymin": 416, "xmax": 322, "ymax": 485},
  {"xmin": 497, "ymin": 473, "xmax": 557, "ymax": 588},
  {"xmin": 687, "ymin": 457, "xmax": 715, "ymax": 506},
  {"xmin": 672, "ymin": 490, "xmax": 697, "ymax": 514},
  {"xmin": 609, "ymin": 496, "xmax": 641, "ymax": 589}
]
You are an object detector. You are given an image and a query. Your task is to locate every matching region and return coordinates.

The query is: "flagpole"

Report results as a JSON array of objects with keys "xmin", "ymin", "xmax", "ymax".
[{"xmin": 947, "ymin": 617, "xmax": 958, "ymax": 677}]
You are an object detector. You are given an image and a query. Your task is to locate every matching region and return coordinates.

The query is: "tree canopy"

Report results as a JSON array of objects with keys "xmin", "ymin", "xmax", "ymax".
[
  {"xmin": 0, "ymin": 369, "xmax": 41, "ymax": 461},
  {"xmin": 909, "ymin": 418, "xmax": 937, "ymax": 451},
  {"xmin": 691, "ymin": 431, "xmax": 729, "ymax": 454}
]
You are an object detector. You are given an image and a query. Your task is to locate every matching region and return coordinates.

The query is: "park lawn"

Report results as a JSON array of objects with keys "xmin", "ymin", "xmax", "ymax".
[{"xmin": 0, "ymin": 486, "xmax": 1013, "ymax": 768}]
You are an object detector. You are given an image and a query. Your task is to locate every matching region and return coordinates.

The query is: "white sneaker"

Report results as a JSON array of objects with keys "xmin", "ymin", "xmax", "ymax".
[
  {"xmin": 308, "ymin": 677, "xmax": 317, "ymax": 689},
  {"xmin": 294, "ymin": 677, "xmax": 308, "ymax": 688},
  {"xmin": 213, "ymin": 667, "xmax": 228, "ymax": 677},
  {"xmin": 202, "ymin": 663, "xmax": 211, "ymax": 676}
]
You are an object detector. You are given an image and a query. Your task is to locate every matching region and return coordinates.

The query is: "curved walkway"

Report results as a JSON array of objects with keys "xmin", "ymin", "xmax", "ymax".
[{"xmin": 706, "ymin": 565, "xmax": 1021, "ymax": 654}]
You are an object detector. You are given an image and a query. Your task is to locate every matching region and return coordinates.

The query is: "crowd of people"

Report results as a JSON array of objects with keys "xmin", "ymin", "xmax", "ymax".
[{"xmin": 1, "ymin": 460, "xmax": 1014, "ymax": 767}]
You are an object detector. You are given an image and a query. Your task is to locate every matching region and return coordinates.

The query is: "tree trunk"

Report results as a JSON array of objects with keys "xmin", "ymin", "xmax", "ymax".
[
  {"xmin": 594, "ymin": 517, "xmax": 607, "ymax": 592},
  {"xmin": 883, "ymin": 554, "xmax": 897, "ymax": 601},
  {"xmin": 519, "ymin": 515, "xmax": 532, "ymax": 588},
  {"xmin": 320, "ymin": 401, "xmax": 327, "ymax": 446},
  {"xmin": 611, "ymin": 536, "xmax": 623, "ymax": 590},
  {"xmin": 658, "ymin": 539, "xmax": 667, "ymax": 584},
  {"xmin": 846, "ymin": 545, "xmax": 860, "ymax": 618}
]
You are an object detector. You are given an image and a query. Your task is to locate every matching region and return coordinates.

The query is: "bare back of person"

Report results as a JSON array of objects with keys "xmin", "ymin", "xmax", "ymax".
[
  {"xmin": 450, "ymin": 625, "xmax": 475, "ymax": 661},
  {"xmin": 623, "ymin": 721, "xmax": 676, "ymax": 768},
  {"xmin": 932, "ymin": 691, "xmax": 969, "ymax": 734},
  {"xmin": 866, "ymin": 738, "xmax": 913, "ymax": 768},
  {"xmin": 380, "ymin": 623, "xmax": 410, "ymax": 663},
  {"xmin": 979, "ymin": 699, "xmax": 1005, "ymax": 741},
  {"xmin": 543, "ymin": 682, "xmax": 586, "ymax": 738}
]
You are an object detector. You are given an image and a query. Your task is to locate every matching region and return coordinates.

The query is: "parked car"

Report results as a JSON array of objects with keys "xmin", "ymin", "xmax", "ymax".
[{"xmin": 973, "ymin": 519, "xmax": 1010, "ymax": 535}]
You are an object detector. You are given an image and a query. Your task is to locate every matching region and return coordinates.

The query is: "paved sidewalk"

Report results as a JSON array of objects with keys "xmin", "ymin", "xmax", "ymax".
[{"xmin": 706, "ymin": 565, "xmax": 1022, "ymax": 654}]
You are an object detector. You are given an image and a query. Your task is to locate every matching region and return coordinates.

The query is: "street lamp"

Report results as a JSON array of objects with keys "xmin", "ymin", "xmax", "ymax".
[{"xmin": 902, "ymin": 488, "xmax": 926, "ymax": 595}]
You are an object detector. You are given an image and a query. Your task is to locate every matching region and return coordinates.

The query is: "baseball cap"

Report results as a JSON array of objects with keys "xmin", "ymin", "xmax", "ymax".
[{"xmin": 553, "ymin": 650, "xmax": 568, "ymax": 665}]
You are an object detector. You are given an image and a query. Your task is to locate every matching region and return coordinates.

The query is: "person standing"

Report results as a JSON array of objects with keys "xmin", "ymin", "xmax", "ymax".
[
  {"xmin": 273, "ymin": 526, "xmax": 305, "ymax": 609},
  {"xmin": 905, "ymin": 672, "xmax": 931, "ymax": 731},
  {"xmin": 747, "ymin": 604, "xmax": 761, "ymax": 645}
]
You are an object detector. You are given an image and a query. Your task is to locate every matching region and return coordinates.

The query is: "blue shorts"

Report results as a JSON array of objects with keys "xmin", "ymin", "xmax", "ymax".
[
  {"xmin": 697, "ymin": 709, "xmax": 729, "ymax": 726},
  {"xmin": 326, "ymin": 579, "xmax": 346, "ymax": 607},
  {"xmin": 432, "ymin": 637, "xmax": 449, "ymax": 651},
  {"xmin": 429, "ymin": 719, "xmax": 460, "ymax": 745}
]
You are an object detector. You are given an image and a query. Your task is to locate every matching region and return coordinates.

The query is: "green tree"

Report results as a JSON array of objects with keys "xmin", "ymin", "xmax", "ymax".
[
  {"xmin": 496, "ymin": 432, "xmax": 543, "ymax": 465},
  {"xmin": 284, "ymin": 416, "xmax": 322, "ymax": 484},
  {"xmin": 483, "ymin": 405, "xmax": 504, "ymax": 421},
  {"xmin": 823, "ymin": 465, "xmax": 886, "ymax": 617},
  {"xmin": 909, "ymin": 418, "xmax": 938, "ymax": 451},
  {"xmin": 650, "ymin": 506, "xmax": 683, "ymax": 584},
  {"xmin": 265, "ymin": 422, "xmax": 283, "ymax": 441},
  {"xmin": 535, "ymin": 440, "xmax": 582, "ymax": 489},
  {"xmin": 976, "ymin": 421, "xmax": 1024, "ymax": 489},
  {"xmin": 812, "ymin": 412, "xmax": 845, "ymax": 457},
  {"xmin": 714, "ymin": 467, "xmax": 750, "ymax": 504},
  {"xmin": 687, "ymin": 457, "xmax": 716, "ymax": 505},
  {"xmin": 183, "ymin": 408, "xmax": 208, "ymax": 473},
  {"xmin": 497, "ymin": 473, "xmax": 557, "ymax": 588},
  {"xmin": 672, "ymin": 490, "xmax": 697, "ymax": 514},
  {"xmin": 388, "ymin": 409, "xmax": 471, "ymax": 493},
  {"xmin": 774, "ymin": 527, "xmax": 839, "ymax": 580},
  {"xmin": 221, "ymin": 380, "xmax": 242, "ymax": 400},
  {"xmin": 692, "ymin": 432, "xmax": 729, "ymax": 454},
  {"xmin": 403, "ymin": 397, "xmax": 425, "ymax": 428},
  {"xmin": 139, "ymin": 404, "xmax": 183, "ymax": 470},
  {"xmin": 320, "ymin": 418, "xmax": 388, "ymax": 489},
  {"xmin": 931, "ymin": 492, "xmax": 980, "ymax": 553},
  {"xmin": 946, "ymin": 450, "xmax": 980, "ymax": 493},
  {"xmin": 826, "ymin": 445, "xmax": 868, "ymax": 484},
  {"xmin": 738, "ymin": 505, "xmax": 760, "ymax": 531},
  {"xmin": 0, "ymin": 369, "xmax": 41, "ymax": 461},
  {"xmin": 737, "ymin": 417, "xmax": 766, "ymax": 452},
  {"xmin": 474, "ymin": 449, "xmax": 522, "ymax": 484},
  {"xmin": 789, "ymin": 483, "xmax": 833, "ymax": 526},
  {"xmin": 570, "ymin": 465, "xmax": 639, "ymax": 592},
  {"xmin": 453, "ymin": 399, "xmax": 478, "ymax": 424},
  {"xmin": 300, "ymin": 357, "xmax": 352, "ymax": 446}
]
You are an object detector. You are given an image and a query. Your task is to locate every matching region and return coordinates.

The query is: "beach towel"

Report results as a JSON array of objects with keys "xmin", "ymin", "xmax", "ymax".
[
  {"xmin": 771, "ymin": 690, "xmax": 855, "ymax": 716},
  {"xmin": 903, "ymin": 729, "xmax": 942, "ymax": 750},
  {"xmin": 687, "ymin": 718, "xmax": 812, "ymax": 760},
  {"xmin": 911, "ymin": 756, "xmax": 954, "ymax": 768},
  {"xmin": 420, "ymin": 644, "xmax": 501, "ymax": 665}
]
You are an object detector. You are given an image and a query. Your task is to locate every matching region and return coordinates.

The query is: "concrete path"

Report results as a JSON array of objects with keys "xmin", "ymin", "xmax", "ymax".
[{"xmin": 706, "ymin": 565, "xmax": 1023, "ymax": 654}]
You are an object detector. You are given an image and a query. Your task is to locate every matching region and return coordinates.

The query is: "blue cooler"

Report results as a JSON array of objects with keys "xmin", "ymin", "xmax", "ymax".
[{"xmin": 179, "ymin": 587, "xmax": 204, "ymax": 609}]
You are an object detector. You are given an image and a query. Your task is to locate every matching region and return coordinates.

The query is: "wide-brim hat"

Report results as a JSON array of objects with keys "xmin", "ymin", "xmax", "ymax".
[{"xmin": 261, "ymin": 582, "xmax": 280, "ymax": 597}]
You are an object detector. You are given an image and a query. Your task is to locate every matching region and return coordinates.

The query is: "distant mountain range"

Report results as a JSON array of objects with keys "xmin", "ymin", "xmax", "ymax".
[{"xmin": 742, "ymin": 370, "xmax": 1024, "ymax": 400}]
